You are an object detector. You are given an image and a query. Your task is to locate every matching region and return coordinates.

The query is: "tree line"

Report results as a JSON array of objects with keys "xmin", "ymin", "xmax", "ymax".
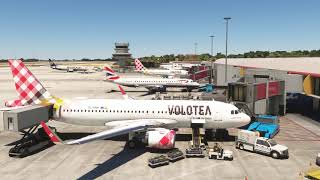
[
  {"xmin": 1, "ymin": 49, "xmax": 320, "ymax": 63},
  {"xmin": 140, "ymin": 49, "xmax": 320, "ymax": 63}
]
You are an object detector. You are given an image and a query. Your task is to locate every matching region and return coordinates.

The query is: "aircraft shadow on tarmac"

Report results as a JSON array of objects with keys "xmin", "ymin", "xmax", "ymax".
[
  {"xmin": 77, "ymin": 142, "xmax": 147, "ymax": 180},
  {"xmin": 5, "ymin": 131, "xmax": 236, "ymax": 146}
]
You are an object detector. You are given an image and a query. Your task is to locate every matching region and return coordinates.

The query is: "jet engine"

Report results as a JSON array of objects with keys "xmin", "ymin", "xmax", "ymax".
[{"xmin": 145, "ymin": 128, "xmax": 176, "ymax": 149}]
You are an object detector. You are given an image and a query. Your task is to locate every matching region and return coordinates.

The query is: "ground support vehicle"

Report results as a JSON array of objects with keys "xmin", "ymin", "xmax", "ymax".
[
  {"xmin": 185, "ymin": 147, "xmax": 205, "ymax": 158},
  {"xmin": 236, "ymin": 130, "xmax": 289, "ymax": 159},
  {"xmin": 167, "ymin": 149, "xmax": 184, "ymax": 162},
  {"xmin": 208, "ymin": 148, "xmax": 233, "ymax": 161},
  {"xmin": 316, "ymin": 153, "xmax": 320, "ymax": 166},
  {"xmin": 148, "ymin": 155, "xmax": 170, "ymax": 168}
]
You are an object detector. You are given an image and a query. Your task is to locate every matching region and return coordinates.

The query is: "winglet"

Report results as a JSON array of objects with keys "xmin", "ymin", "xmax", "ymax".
[
  {"xmin": 117, "ymin": 85, "xmax": 134, "ymax": 100},
  {"xmin": 40, "ymin": 121, "xmax": 63, "ymax": 144}
]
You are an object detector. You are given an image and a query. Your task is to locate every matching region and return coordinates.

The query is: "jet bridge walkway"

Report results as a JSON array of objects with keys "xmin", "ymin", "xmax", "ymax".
[{"xmin": 1, "ymin": 105, "xmax": 53, "ymax": 157}]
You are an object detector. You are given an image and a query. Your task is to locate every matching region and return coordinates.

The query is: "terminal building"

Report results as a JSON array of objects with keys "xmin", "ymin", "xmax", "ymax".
[
  {"xmin": 214, "ymin": 57, "xmax": 320, "ymax": 118},
  {"xmin": 112, "ymin": 42, "xmax": 132, "ymax": 67}
]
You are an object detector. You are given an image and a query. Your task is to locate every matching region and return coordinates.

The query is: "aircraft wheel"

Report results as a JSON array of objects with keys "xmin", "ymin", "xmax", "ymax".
[
  {"xmin": 239, "ymin": 144, "xmax": 244, "ymax": 150},
  {"xmin": 128, "ymin": 140, "xmax": 136, "ymax": 149}
]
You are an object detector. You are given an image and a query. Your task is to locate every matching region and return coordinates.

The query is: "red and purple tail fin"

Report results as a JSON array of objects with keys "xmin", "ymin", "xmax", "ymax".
[
  {"xmin": 134, "ymin": 59, "xmax": 146, "ymax": 71},
  {"xmin": 6, "ymin": 59, "xmax": 52, "ymax": 107},
  {"xmin": 40, "ymin": 121, "xmax": 63, "ymax": 144},
  {"xmin": 104, "ymin": 66, "xmax": 120, "ymax": 81}
]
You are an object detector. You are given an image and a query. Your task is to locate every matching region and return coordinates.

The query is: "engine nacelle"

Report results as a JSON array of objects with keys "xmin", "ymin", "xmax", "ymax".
[{"xmin": 145, "ymin": 128, "xmax": 176, "ymax": 149}]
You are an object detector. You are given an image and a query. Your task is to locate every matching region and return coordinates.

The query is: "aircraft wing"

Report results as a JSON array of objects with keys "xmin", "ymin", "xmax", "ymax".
[{"xmin": 41, "ymin": 119, "xmax": 177, "ymax": 145}]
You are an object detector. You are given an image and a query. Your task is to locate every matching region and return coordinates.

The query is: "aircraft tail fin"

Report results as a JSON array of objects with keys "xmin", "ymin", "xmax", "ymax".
[
  {"xmin": 134, "ymin": 59, "xmax": 148, "ymax": 73},
  {"xmin": 7, "ymin": 59, "xmax": 55, "ymax": 107},
  {"xmin": 48, "ymin": 59, "xmax": 56, "ymax": 69},
  {"xmin": 104, "ymin": 66, "xmax": 120, "ymax": 81}
]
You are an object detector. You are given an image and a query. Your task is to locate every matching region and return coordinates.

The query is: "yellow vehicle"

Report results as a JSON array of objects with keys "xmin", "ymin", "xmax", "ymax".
[{"xmin": 304, "ymin": 168, "xmax": 320, "ymax": 180}]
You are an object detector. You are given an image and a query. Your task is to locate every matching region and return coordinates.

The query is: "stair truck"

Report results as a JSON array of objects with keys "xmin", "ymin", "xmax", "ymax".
[{"xmin": 236, "ymin": 130, "xmax": 289, "ymax": 159}]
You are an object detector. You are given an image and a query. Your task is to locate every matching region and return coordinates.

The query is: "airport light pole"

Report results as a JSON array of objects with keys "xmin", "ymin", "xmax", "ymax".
[
  {"xmin": 224, "ymin": 17, "xmax": 231, "ymax": 83},
  {"xmin": 209, "ymin": 35, "xmax": 214, "ymax": 84},
  {"xmin": 194, "ymin": 42, "xmax": 198, "ymax": 55}
]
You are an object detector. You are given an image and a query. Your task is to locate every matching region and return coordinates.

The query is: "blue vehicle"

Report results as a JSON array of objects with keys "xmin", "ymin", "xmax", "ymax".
[{"xmin": 247, "ymin": 122, "xmax": 279, "ymax": 138}]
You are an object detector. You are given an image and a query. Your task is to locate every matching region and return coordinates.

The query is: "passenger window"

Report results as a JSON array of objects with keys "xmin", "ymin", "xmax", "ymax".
[{"xmin": 231, "ymin": 110, "xmax": 234, "ymax": 114}]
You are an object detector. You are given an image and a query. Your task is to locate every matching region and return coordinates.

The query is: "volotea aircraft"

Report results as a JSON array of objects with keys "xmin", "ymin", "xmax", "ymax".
[
  {"xmin": 4, "ymin": 59, "xmax": 250, "ymax": 149},
  {"xmin": 105, "ymin": 66, "xmax": 199, "ymax": 92},
  {"xmin": 134, "ymin": 59, "xmax": 188, "ymax": 77}
]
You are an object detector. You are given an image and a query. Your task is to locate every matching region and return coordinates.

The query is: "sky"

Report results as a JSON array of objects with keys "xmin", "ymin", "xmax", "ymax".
[{"xmin": 0, "ymin": 0, "xmax": 319, "ymax": 59}]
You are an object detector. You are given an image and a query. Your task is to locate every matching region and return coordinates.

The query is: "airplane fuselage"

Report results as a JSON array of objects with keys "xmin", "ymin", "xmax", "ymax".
[
  {"xmin": 139, "ymin": 69, "xmax": 188, "ymax": 76},
  {"xmin": 54, "ymin": 99, "xmax": 250, "ymax": 129},
  {"xmin": 108, "ymin": 77, "xmax": 199, "ymax": 88}
]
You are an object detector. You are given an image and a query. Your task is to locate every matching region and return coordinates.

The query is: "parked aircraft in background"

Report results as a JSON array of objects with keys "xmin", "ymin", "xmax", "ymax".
[
  {"xmin": 104, "ymin": 66, "xmax": 199, "ymax": 92},
  {"xmin": 4, "ymin": 59, "xmax": 251, "ymax": 149},
  {"xmin": 160, "ymin": 62, "xmax": 201, "ymax": 70},
  {"xmin": 134, "ymin": 59, "xmax": 188, "ymax": 77},
  {"xmin": 49, "ymin": 59, "xmax": 102, "ymax": 73}
]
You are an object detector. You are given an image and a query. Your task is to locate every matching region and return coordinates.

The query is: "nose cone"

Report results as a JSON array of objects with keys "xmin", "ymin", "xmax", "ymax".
[{"xmin": 240, "ymin": 113, "xmax": 251, "ymax": 126}]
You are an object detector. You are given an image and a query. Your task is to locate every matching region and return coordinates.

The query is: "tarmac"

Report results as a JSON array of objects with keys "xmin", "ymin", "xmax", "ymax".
[{"xmin": 0, "ymin": 63, "xmax": 320, "ymax": 180}]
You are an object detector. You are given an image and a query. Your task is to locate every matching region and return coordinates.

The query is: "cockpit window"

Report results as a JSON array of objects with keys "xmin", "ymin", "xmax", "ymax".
[
  {"xmin": 235, "ymin": 110, "xmax": 239, "ymax": 114},
  {"xmin": 231, "ymin": 110, "xmax": 234, "ymax": 114}
]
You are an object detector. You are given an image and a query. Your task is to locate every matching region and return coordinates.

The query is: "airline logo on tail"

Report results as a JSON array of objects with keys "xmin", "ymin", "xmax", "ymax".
[
  {"xmin": 5, "ymin": 59, "xmax": 61, "ymax": 107},
  {"xmin": 134, "ymin": 59, "xmax": 148, "ymax": 73},
  {"xmin": 6, "ymin": 59, "xmax": 52, "ymax": 107},
  {"xmin": 104, "ymin": 66, "xmax": 120, "ymax": 81}
]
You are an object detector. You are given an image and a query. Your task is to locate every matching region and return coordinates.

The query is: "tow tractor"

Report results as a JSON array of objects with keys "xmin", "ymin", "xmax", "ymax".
[{"xmin": 208, "ymin": 143, "xmax": 233, "ymax": 161}]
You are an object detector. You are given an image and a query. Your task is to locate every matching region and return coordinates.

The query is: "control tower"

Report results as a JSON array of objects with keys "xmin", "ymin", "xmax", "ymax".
[{"xmin": 112, "ymin": 42, "xmax": 132, "ymax": 67}]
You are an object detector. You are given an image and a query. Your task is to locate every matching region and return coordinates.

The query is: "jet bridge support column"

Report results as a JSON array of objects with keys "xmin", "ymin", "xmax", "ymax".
[
  {"xmin": 185, "ymin": 121, "xmax": 205, "ymax": 158},
  {"xmin": 192, "ymin": 127, "xmax": 201, "ymax": 147}
]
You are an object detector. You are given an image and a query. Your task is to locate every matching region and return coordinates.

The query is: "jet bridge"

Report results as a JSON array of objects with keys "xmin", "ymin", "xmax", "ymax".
[
  {"xmin": 1, "ymin": 105, "xmax": 54, "ymax": 158},
  {"xmin": 2, "ymin": 105, "xmax": 52, "ymax": 132}
]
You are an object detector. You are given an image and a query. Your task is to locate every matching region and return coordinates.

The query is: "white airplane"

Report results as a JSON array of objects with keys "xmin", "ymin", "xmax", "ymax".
[
  {"xmin": 104, "ymin": 66, "xmax": 199, "ymax": 92},
  {"xmin": 134, "ymin": 59, "xmax": 188, "ymax": 77},
  {"xmin": 49, "ymin": 59, "xmax": 100, "ymax": 73},
  {"xmin": 4, "ymin": 59, "xmax": 250, "ymax": 149},
  {"xmin": 160, "ymin": 62, "xmax": 200, "ymax": 70}
]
